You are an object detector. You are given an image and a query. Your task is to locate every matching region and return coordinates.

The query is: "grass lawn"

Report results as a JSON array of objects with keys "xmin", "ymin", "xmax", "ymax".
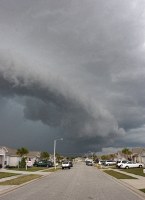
[
  {"xmin": 0, "ymin": 174, "xmax": 42, "ymax": 185},
  {"xmin": 8, "ymin": 167, "xmax": 46, "ymax": 172},
  {"xmin": 121, "ymin": 168, "xmax": 145, "ymax": 177},
  {"xmin": 104, "ymin": 170, "xmax": 137, "ymax": 179},
  {"xmin": 0, "ymin": 172, "xmax": 20, "ymax": 179},
  {"xmin": 140, "ymin": 189, "xmax": 145, "ymax": 193}
]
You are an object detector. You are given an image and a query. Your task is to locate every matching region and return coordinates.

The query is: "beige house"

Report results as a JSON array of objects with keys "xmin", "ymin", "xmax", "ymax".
[
  {"xmin": 0, "ymin": 146, "xmax": 41, "ymax": 168},
  {"xmin": 131, "ymin": 147, "xmax": 145, "ymax": 164}
]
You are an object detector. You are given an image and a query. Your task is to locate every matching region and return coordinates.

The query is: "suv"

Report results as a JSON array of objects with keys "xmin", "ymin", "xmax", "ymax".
[
  {"xmin": 116, "ymin": 160, "xmax": 128, "ymax": 168},
  {"xmin": 34, "ymin": 160, "xmax": 53, "ymax": 167},
  {"xmin": 62, "ymin": 161, "xmax": 70, "ymax": 169}
]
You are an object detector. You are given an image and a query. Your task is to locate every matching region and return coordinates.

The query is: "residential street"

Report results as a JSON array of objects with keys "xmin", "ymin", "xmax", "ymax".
[{"xmin": 0, "ymin": 163, "xmax": 144, "ymax": 200}]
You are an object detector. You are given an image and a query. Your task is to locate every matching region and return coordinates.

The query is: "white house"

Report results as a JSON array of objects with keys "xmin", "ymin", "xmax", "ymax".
[{"xmin": 0, "ymin": 146, "xmax": 41, "ymax": 168}]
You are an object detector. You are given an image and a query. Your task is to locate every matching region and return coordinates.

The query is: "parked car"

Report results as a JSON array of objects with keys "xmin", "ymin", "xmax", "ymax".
[
  {"xmin": 98, "ymin": 160, "xmax": 106, "ymax": 165},
  {"xmin": 86, "ymin": 160, "xmax": 93, "ymax": 166},
  {"xmin": 47, "ymin": 161, "xmax": 54, "ymax": 167},
  {"xmin": 69, "ymin": 161, "xmax": 73, "ymax": 167},
  {"xmin": 104, "ymin": 160, "xmax": 116, "ymax": 166},
  {"xmin": 116, "ymin": 160, "xmax": 128, "ymax": 168},
  {"xmin": 62, "ymin": 161, "xmax": 70, "ymax": 169},
  {"xmin": 34, "ymin": 160, "xmax": 53, "ymax": 167},
  {"xmin": 120, "ymin": 161, "xmax": 144, "ymax": 169}
]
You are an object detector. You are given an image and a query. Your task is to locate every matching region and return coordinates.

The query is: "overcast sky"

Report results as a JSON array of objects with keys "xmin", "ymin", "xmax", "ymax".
[{"xmin": 0, "ymin": 0, "xmax": 145, "ymax": 154}]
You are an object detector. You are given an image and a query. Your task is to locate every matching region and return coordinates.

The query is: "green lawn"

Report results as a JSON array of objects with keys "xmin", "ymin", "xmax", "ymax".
[
  {"xmin": 0, "ymin": 174, "xmax": 42, "ymax": 185},
  {"xmin": 140, "ymin": 189, "xmax": 145, "ymax": 193},
  {"xmin": 121, "ymin": 168, "xmax": 145, "ymax": 177},
  {"xmin": 8, "ymin": 167, "xmax": 46, "ymax": 172},
  {"xmin": 104, "ymin": 170, "xmax": 137, "ymax": 179},
  {"xmin": 0, "ymin": 172, "xmax": 20, "ymax": 179}
]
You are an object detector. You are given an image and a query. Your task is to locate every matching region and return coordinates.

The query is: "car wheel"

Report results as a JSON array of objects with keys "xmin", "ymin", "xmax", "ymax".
[
  {"xmin": 125, "ymin": 166, "xmax": 129, "ymax": 169},
  {"xmin": 139, "ymin": 165, "xmax": 143, "ymax": 168},
  {"xmin": 62, "ymin": 167, "xmax": 64, "ymax": 170}
]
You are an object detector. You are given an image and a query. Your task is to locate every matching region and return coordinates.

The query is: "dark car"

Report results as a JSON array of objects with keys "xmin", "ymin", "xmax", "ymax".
[
  {"xmin": 34, "ymin": 160, "xmax": 53, "ymax": 167},
  {"xmin": 47, "ymin": 161, "xmax": 54, "ymax": 167},
  {"xmin": 69, "ymin": 161, "xmax": 73, "ymax": 167}
]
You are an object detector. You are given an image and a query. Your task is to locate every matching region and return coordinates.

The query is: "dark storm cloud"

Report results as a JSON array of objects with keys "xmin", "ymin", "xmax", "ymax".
[
  {"xmin": 0, "ymin": 56, "xmax": 123, "ymax": 152},
  {"xmin": 0, "ymin": 0, "xmax": 145, "ymax": 152}
]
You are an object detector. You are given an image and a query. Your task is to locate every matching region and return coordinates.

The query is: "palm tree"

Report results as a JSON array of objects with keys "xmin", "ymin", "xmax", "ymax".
[{"xmin": 16, "ymin": 147, "xmax": 29, "ymax": 168}]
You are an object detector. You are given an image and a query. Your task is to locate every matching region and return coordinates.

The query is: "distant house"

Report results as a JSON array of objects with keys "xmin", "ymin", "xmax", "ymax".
[{"xmin": 0, "ymin": 146, "xmax": 41, "ymax": 168}]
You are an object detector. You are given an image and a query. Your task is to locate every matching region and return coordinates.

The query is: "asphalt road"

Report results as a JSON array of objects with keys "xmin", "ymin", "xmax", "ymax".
[{"xmin": 0, "ymin": 162, "xmax": 144, "ymax": 200}]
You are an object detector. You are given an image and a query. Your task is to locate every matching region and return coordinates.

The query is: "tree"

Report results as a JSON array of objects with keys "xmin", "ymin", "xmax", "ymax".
[
  {"xmin": 40, "ymin": 151, "xmax": 50, "ymax": 160},
  {"xmin": 101, "ymin": 155, "xmax": 110, "ymax": 160},
  {"xmin": 55, "ymin": 153, "xmax": 63, "ymax": 163},
  {"xmin": 16, "ymin": 147, "xmax": 29, "ymax": 157},
  {"xmin": 122, "ymin": 148, "xmax": 132, "ymax": 160},
  {"xmin": 16, "ymin": 147, "xmax": 29, "ymax": 168}
]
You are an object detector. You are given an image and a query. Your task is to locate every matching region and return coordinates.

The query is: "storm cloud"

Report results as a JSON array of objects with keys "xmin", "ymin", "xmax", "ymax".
[{"xmin": 0, "ymin": 0, "xmax": 145, "ymax": 153}]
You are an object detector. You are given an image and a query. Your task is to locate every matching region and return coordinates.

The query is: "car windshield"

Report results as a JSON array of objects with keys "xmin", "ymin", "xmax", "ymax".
[{"xmin": 63, "ymin": 161, "xmax": 69, "ymax": 164}]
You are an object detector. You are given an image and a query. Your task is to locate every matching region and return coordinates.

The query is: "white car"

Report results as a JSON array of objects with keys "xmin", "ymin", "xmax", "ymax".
[
  {"xmin": 116, "ymin": 160, "xmax": 128, "ymax": 168},
  {"xmin": 105, "ymin": 160, "xmax": 116, "ymax": 166},
  {"xmin": 120, "ymin": 161, "xmax": 144, "ymax": 169},
  {"xmin": 62, "ymin": 161, "xmax": 70, "ymax": 169}
]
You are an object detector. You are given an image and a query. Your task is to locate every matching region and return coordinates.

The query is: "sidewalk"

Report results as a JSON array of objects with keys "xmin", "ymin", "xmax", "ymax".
[
  {"xmin": 112, "ymin": 168, "xmax": 145, "ymax": 190},
  {"xmin": 0, "ymin": 168, "xmax": 52, "ymax": 195}
]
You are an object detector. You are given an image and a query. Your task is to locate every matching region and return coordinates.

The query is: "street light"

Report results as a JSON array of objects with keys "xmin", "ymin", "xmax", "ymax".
[{"xmin": 54, "ymin": 138, "xmax": 63, "ymax": 169}]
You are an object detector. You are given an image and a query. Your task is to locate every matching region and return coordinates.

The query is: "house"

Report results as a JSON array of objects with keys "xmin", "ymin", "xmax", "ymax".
[
  {"xmin": 0, "ymin": 146, "xmax": 41, "ymax": 168},
  {"xmin": 131, "ymin": 147, "xmax": 145, "ymax": 164}
]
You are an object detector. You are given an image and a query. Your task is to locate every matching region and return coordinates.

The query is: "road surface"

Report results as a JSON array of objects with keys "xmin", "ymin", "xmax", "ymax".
[{"xmin": 0, "ymin": 162, "xmax": 144, "ymax": 200}]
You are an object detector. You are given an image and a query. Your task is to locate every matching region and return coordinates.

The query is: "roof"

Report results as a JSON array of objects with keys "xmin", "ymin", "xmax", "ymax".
[
  {"xmin": 5, "ymin": 147, "xmax": 17, "ymax": 156},
  {"xmin": 0, "ymin": 146, "xmax": 41, "ymax": 157},
  {"xmin": 132, "ymin": 147, "xmax": 145, "ymax": 155},
  {"xmin": 27, "ymin": 151, "xmax": 41, "ymax": 158}
]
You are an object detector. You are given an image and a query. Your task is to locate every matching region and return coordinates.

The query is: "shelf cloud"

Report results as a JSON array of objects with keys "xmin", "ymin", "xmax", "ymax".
[{"xmin": 0, "ymin": 0, "xmax": 145, "ymax": 153}]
